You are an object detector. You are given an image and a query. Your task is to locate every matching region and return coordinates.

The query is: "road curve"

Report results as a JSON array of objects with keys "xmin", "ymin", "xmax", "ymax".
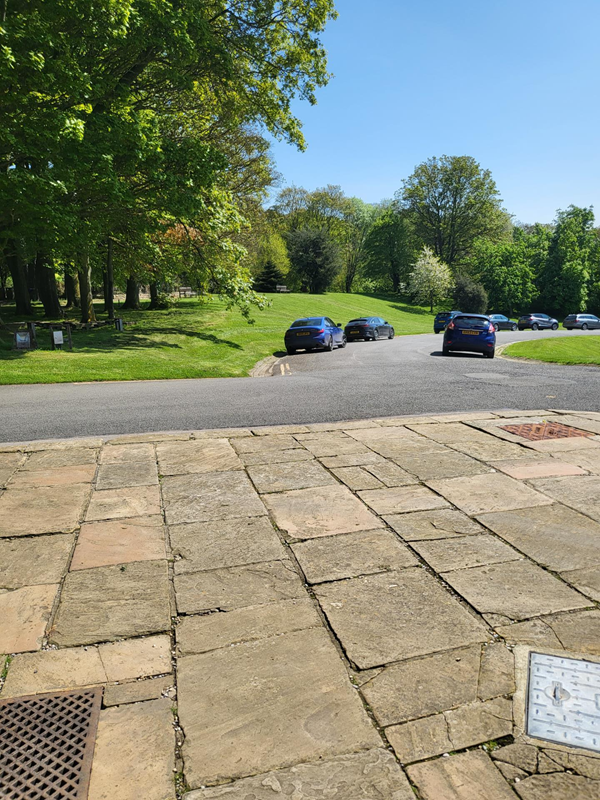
[{"xmin": 2, "ymin": 328, "xmax": 599, "ymax": 442}]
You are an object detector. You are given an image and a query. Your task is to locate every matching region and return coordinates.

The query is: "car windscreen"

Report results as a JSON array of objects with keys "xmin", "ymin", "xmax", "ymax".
[
  {"xmin": 454, "ymin": 316, "xmax": 490, "ymax": 329},
  {"xmin": 291, "ymin": 318, "xmax": 322, "ymax": 327}
]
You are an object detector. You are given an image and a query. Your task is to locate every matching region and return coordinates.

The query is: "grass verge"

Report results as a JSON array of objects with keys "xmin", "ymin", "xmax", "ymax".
[
  {"xmin": 0, "ymin": 292, "xmax": 435, "ymax": 384},
  {"xmin": 505, "ymin": 336, "xmax": 600, "ymax": 365}
]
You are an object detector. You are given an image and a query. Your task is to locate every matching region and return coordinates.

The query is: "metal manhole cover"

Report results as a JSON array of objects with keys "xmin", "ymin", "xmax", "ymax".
[
  {"xmin": 501, "ymin": 422, "xmax": 592, "ymax": 441},
  {"xmin": 0, "ymin": 687, "xmax": 102, "ymax": 799},
  {"xmin": 527, "ymin": 652, "xmax": 600, "ymax": 753}
]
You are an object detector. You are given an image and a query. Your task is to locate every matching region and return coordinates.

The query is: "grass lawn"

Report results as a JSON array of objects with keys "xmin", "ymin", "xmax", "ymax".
[
  {"xmin": 505, "ymin": 336, "xmax": 600, "ymax": 365},
  {"xmin": 0, "ymin": 292, "xmax": 435, "ymax": 384}
]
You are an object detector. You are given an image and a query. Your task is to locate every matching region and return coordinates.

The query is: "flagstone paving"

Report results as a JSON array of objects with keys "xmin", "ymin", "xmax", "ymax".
[{"xmin": 2, "ymin": 409, "xmax": 600, "ymax": 799}]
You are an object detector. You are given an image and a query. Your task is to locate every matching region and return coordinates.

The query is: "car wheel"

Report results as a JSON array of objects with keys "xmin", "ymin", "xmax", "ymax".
[
  {"xmin": 582, "ymin": 323, "xmax": 588, "ymax": 330},
  {"xmin": 486, "ymin": 349, "xmax": 495, "ymax": 359},
  {"xmin": 372, "ymin": 328, "xmax": 379, "ymax": 340},
  {"xmin": 326, "ymin": 337, "xmax": 334, "ymax": 351},
  {"xmin": 551, "ymin": 323, "xmax": 558, "ymax": 330},
  {"xmin": 442, "ymin": 346, "xmax": 450, "ymax": 356},
  {"xmin": 511, "ymin": 324, "xmax": 517, "ymax": 331},
  {"xmin": 388, "ymin": 328, "xmax": 395, "ymax": 339},
  {"xmin": 340, "ymin": 336, "xmax": 347, "ymax": 348},
  {"xmin": 531, "ymin": 323, "xmax": 539, "ymax": 331},
  {"xmin": 286, "ymin": 347, "xmax": 295, "ymax": 355}
]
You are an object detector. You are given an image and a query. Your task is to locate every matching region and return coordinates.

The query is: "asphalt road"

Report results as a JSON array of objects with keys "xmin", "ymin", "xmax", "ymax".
[{"xmin": 2, "ymin": 328, "xmax": 600, "ymax": 442}]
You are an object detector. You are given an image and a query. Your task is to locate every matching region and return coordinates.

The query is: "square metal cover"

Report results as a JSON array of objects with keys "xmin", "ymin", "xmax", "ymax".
[
  {"xmin": 501, "ymin": 422, "xmax": 591, "ymax": 441},
  {"xmin": 527, "ymin": 651, "xmax": 600, "ymax": 753},
  {"xmin": 0, "ymin": 687, "xmax": 102, "ymax": 799}
]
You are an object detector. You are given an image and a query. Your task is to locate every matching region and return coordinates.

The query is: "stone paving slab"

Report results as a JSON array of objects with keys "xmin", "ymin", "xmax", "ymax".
[
  {"xmin": 427, "ymin": 473, "xmax": 553, "ymax": 515},
  {"xmin": 176, "ymin": 598, "xmax": 321, "ymax": 655},
  {"xmin": 358, "ymin": 485, "xmax": 450, "ymax": 515},
  {"xmin": 314, "ymin": 568, "xmax": 488, "ymax": 668},
  {"xmin": 8, "ymin": 464, "xmax": 97, "ymax": 487},
  {"xmin": 71, "ymin": 518, "xmax": 166, "ymax": 570},
  {"xmin": 0, "ymin": 483, "xmax": 90, "ymax": 536},
  {"xmin": 0, "ymin": 533, "xmax": 74, "ymax": 588},
  {"xmin": 86, "ymin": 485, "xmax": 162, "ymax": 521},
  {"xmin": 157, "ymin": 439, "xmax": 242, "ymax": 475},
  {"xmin": 51, "ymin": 560, "xmax": 171, "ymax": 646},
  {"xmin": 443, "ymin": 560, "xmax": 589, "ymax": 622},
  {"xmin": 247, "ymin": 460, "xmax": 336, "ymax": 493},
  {"xmin": 162, "ymin": 471, "xmax": 266, "ymax": 524},
  {"xmin": 413, "ymin": 534, "xmax": 521, "ymax": 572},
  {"xmin": 88, "ymin": 699, "xmax": 176, "ymax": 800},
  {"xmin": 477, "ymin": 505, "xmax": 600, "ymax": 573},
  {"xmin": 384, "ymin": 508, "xmax": 485, "ymax": 540},
  {"xmin": 170, "ymin": 517, "xmax": 286, "ymax": 574},
  {"xmin": 177, "ymin": 627, "xmax": 380, "ymax": 787},
  {"xmin": 407, "ymin": 750, "xmax": 518, "ymax": 800},
  {"xmin": 185, "ymin": 749, "xmax": 414, "ymax": 799},
  {"xmin": 96, "ymin": 461, "xmax": 159, "ymax": 490},
  {"xmin": 292, "ymin": 529, "xmax": 418, "ymax": 583},
  {"xmin": 174, "ymin": 560, "xmax": 305, "ymax": 614},
  {"xmin": 263, "ymin": 484, "xmax": 384, "ymax": 539},
  {"xmin": 0, "ymin": 583, "xmax": 58, "ymax": 653},
  {"xmin": 5, "ymin": 409, "xmax": 600, "ymax": 798}
]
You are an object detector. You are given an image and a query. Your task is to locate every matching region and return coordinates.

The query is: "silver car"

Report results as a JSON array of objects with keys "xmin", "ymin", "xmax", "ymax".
[{"xmin": 563, "ymin": 314, "xmax": 600, "ymax": 330}]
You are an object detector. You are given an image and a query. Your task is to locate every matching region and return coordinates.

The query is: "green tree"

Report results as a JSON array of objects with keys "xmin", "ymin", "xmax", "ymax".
[
  {"xmin": 399, "ymin": 155, "xmax": 508, "ymax": 267},
  {"xmin": 453, "ymin": 274, "xmax": 488, "ymax": 313},
  {"xmin": 286, "ymin": 228, "xmax": 342, "ymax": 293},
  {"xmin": 363, "ymin": 207, "xmax": 414, "ymax": 292},
  {"xmin": 341, "ymin": 199, "xmax": 378, "ymax": 292},
  {"xmin": 469, "ymin": 237, "xmax": 536, "ymax": 315},
  {"xmin": 538, "ymin": 207, "xmax": 597, "ymax": 316},
  {"xmin": 253, "ymin": 261, "xmax": 284, "ymax": 292},
  {"xmin": 408, "ymin": 247, "xmax": 453, "ymax": 311}
]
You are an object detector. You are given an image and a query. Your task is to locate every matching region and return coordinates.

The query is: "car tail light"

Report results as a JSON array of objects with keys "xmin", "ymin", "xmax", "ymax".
[
  {"xmin": 447, "ymin": 321, "xmax": 455, "ymax": 330},
  {"xmin": 318, "ymin": 328, "xmax": 324, "ymax": 334}
]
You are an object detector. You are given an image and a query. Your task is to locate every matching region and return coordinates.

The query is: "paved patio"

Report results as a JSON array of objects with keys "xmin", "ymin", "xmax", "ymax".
[{"xmin": 2, "ymin": 409, "xmax": 600, "ymax": 799}]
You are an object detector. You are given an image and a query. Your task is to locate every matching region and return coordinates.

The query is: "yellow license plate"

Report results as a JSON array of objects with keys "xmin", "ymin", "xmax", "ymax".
[
  {"xmin": 297, "ymin": 331, "xmax": 310, "ymax": 336},
  {"xmin": 463, "ymin": 330, "xmax": 479, "ymax": 335}
]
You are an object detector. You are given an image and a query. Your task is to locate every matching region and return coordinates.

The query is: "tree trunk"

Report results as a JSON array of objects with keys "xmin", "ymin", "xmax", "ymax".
[
  {"xmin": 104, "ymin": 238, "xmax": 115, "ymax": 318},
  {"xmin": 26, "ymin": 260, "xmax": 38, "ymax": 301},
  {"xmin": 65, "ymin": 271, "xmax": 80, "ymax": 308},
  {"xmin": 78, "ymin": 250, "xmax": 96, "ymax": 323},
  {"xmin": 148, "ymin": 281, "xmax": 159, "ymax": 309},
  {"xmin": 6, "ymin": 243, "xmax": 32, "ymax": 315},
  {"xmin": 122, "ymin": 275, "xmax": 140, "ymax": 310},
  {"xmin": 34, "ymin": 252, "xmax": 62, "ymax": 317}
]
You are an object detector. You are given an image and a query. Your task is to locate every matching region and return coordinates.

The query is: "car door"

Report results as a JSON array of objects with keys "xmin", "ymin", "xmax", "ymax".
[
  {"xmin": 326, "ymin": 317, "xmax": 341, "ymax": 344},
  {"xmin": 376, "ymin": 317, "xmax": 388, "ymax": 336},
  {"xmin": 592, "ymin": 316, "xmax": 600, "ymax": 329}
]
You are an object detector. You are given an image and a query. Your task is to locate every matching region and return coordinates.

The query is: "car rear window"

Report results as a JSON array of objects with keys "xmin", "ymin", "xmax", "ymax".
[
  {"xmin": 348, "ymin": 319, "xmax": 368, "ymax": 324},
  {"xmin": 454, "ymin": 316, "xmax": 490, "ymax": 329},
  {"xmin": 291, "ymin": 318, "xmax": 322, "ymax": 327},
  {"xmin": 436, "ymin": 313, "xmax": 450, "ymax": 319}
]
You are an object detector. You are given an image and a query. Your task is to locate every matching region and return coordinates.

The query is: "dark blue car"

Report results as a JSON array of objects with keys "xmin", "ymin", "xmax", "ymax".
[
  {"xmin": 443, "ymin": 314, "xmax": 496, "ymax": 358},
  {"xmin": 284, "ymin": 317, "xmax": 346, "ymax": 355},
  {"xmin": 434, "ymin": 310, "xmax": 461, "ymax": 333}
]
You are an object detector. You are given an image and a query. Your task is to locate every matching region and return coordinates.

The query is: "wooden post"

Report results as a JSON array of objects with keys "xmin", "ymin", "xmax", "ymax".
[
  {"xmin": 49, "ymin": 325, "xmax": 55, "ymax": 350},
  {"xmin": 27, "ymin": 321, "xmax": 37, "ymax": 349},
  {"xmin": 65, "ymin": 323, "xmax": 73, "ymax": 350}
]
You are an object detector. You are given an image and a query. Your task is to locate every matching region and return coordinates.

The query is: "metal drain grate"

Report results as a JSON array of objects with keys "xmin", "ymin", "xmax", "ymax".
[
  {"xmin": 501, "ymin": 422, "xmax": 592, "ymax": 441},
  {"xmin": 0, "ymin": 687, "xmax": 102, "ymax": 799}
]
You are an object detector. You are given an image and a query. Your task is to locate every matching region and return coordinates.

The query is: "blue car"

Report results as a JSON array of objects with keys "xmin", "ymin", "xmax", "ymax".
[
  {"xmin": 434, "ymin": 310, "xmax": 461, "ymax": 333},
  {"xmin": 284, "ymin": 317, "xmax": 346, "ymax": 355},
  {"xmin": 443, "ymin": 313, "xmax": 496, "ymax": 358}
]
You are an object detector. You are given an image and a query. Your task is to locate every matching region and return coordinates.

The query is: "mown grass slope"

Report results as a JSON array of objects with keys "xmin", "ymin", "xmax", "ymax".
[
  {"xmin": 0, "ymin": 292, "xmax": 435, "ymax": 384},
  {"xmin": 505, "ymin": 336, "xmax": 600, "ymax": 365}
]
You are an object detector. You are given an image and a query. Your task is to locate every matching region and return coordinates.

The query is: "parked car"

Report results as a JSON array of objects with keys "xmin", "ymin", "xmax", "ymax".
[
  {"xmin": 563, "ymin": 314, "xmax": 600, "ymax": 330},
  {"xmin": 517, "ymin": 313, "xmax": 559, "ymax": 331},
  {"xmin": 284, "ymin": 317, "xmax": 346, "ymax": 355},
  {"xmin": 344, "ymin": 316, "xmax": 395, "ymax": 341},
  {"xmin": 443, "ymin": 314, "xmax": 496, "ymax": 358},
  {"xmin": 488, "ymin": 314, "xmax": 518, "ymax": 332},
  {"xmin": 434, "ymin": 310, "xmax": 461, "ymax": 333}
]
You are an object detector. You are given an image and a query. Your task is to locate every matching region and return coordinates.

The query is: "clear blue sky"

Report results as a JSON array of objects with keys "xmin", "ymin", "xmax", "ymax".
[{"xmin": 269, "ymin": 0, "xmax": 600, "ymax": 224}]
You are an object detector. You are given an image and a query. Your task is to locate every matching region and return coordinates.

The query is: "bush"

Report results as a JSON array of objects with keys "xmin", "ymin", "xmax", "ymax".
[
  {"xmin": 253, "ymin": 261, "xmax": 284, "ymax": 292},
  {"xmin": 453, "ymin": 275, "xmax": 488, "ymax": 313}
]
